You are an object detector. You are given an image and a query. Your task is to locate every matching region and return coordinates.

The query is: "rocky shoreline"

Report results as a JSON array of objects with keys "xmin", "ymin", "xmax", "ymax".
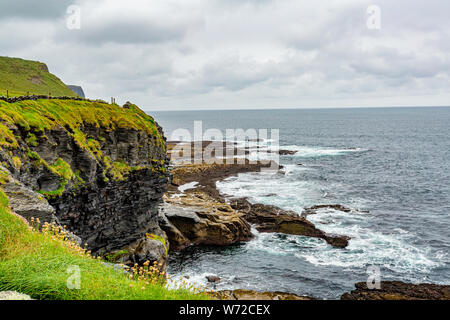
[
  {"xmin": 1, "ymin": 100, "xmax": 447, "ymax": 301},
  {"xmin": 164, "ymin": 141, "xmax": 350, "ymax": 251},
  {"xmin": 161, "ymin": 141, "xmax": 449, "ymax": 300}
]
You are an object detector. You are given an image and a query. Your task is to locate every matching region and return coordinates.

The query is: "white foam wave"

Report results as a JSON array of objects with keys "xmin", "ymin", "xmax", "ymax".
[
  {"xmin": 217, "ymin": 173, "xmax": 442, "ymax": 276},
  {"xmin": 166, "ymin": 271, "xmax": 250, "ymax": 292},
  {"xmin": 245, "ymin": 228, "xmax": 323, "ymax": 255},
  {"xmin": 178, "ymin": 181, "xmax": 199, "ymax": 193},
  {"xmin": 267, "ymin": 145, "xmax": 368, "ymax": 158},
  {"xmin": 297, "ymin": 208, "xmax": 442, "ymax": 274},
  {"xmin": 215, "ymin": 139, "xmax": 442, "ymax": 277},
  {"xmin": 216, "ymin": 172, "xmax": 325, "ymax": 211}
]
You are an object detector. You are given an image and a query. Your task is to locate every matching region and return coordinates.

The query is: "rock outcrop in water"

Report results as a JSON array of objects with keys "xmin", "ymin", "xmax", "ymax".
[
  {"xmin": 0, "ymin": 98, "xmax": 170, "ymax": 267},
  {"xmin": 161, "ymin": 192, "xmax": 253, "ymax": 249},
  {"xmin": 165, "ymin": 154, "xmax": 350, "ymax": 249},
  {"xmin": 230, "ymin": 198, "xmax": 350, "ymax": 248}
]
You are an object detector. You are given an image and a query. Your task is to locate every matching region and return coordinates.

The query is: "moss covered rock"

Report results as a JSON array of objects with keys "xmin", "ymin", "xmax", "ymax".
[{"xmin": 0, "ymin": 98, "xmax": 170, "ymax": 265}]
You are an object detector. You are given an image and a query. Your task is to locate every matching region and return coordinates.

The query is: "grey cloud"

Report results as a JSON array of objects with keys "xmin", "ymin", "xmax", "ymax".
[
  {"xmin": 0, "ymin": 0, "xmax": 449, "ymax": 109},
  {"xmin": 59, "ymin": 20, "xmax": 187, "ymax": 45},
  {"xmin": 0, "ymin": 0, "xmax": 73, "ymax": 19},
  {"xmin": 54, "ymin": 2, "xmax": 204, "ymax": 45}
]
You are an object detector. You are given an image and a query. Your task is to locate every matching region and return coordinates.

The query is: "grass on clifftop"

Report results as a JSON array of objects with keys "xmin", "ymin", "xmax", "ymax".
[
  {"xmin": 0, "ymin": 99, "xmax": 162, "ymax": 149},
  {"xmin": 0, "ymin": 99, "xmax": 164, "ymax": 192},
  {"xmin": 0, "ymin": 193, "xmax": 208, "ymax": 300},
  {"xmin": 0, "ymin": 56, "xmax": 77, "ymax": 97}
]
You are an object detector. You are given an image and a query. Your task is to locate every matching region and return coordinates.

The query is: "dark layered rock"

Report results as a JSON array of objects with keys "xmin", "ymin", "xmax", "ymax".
[
  {"xmin": 214, "ymin": 289, "xmax": 314, "ymax": 300},
  {"xmin": 161, "ymin": 193, "xmax": 253, "ymax": 248},
  {"xmin": 0, "ymin": 106, "xmax": 170, "ymax": 267},
  {"xmin": 67, "ymin": 85, "xmax": 85, "ymax": 98},
  {"xmin": 231, "ymin": 198, "xmax": 350, "ymax": 248},
  {"xmin": 341, "ymin": 281, "xmax": 450, "ymax": 300},
  {"xmin": 109, "ymin": 234, "xmax": 169, "ymax": 270},
  {"xmin": 206, "ymin": 275, "xmax": 221, "ymax": 283},
  {"xmin": 166, "ymin": 156, "xmax": 350, "ymax": 249},
  {"xmin": 302, "ymin": 204, "xmax": 352, "ymax": 216},
  {"xmin": 50, "ymin": 169, "xmax": 168, "ymax": 254}
]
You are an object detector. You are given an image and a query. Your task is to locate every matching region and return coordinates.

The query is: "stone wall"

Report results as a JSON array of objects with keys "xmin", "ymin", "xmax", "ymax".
[{"xmin": 0, "ymin": 95, "xmax": 102, "ymax": 104}]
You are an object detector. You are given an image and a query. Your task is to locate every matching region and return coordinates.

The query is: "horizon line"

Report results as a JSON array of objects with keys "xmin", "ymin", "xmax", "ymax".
[{"xmin": 143, "ymin": 105, "xmax": 450, "ymax": 112}]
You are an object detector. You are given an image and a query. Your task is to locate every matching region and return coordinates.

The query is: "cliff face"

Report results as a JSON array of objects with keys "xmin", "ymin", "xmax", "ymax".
[
  {"xmin": 0, "ymin": 98, "xmax": 170, "ymax": 266},
  {"xmin": 67, "ymin": 85, "xmax": 85, "ymax": 98}
]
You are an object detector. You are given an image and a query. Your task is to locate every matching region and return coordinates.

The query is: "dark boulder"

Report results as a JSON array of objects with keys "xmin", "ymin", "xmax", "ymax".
[
  {"xmin": 206, "ymin": 275, "xmax": 221, "ymax": 283},
  {"xmin": 231, "ymin": 198, "xmax": 350, "ymax": 248}
]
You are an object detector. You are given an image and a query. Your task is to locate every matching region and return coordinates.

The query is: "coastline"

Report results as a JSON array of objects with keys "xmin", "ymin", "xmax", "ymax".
[
  {"xmin": 0, "ymin": 98, "xmax": 448, "ymax": 300},
  {"xmin": 162, "ymin": 141, "xmax": 449, "ymax": 300}
]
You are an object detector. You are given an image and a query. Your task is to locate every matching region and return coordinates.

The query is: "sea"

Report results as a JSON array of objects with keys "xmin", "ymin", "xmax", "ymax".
[{"xmin": 151, "ymin": 107, "xmax": 450, "ymax": 299}]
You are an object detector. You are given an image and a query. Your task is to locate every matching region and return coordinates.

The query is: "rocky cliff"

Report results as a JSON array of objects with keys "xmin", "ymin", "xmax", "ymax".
[
  {"xmin": 0, "ymin": 98, "xmax": 170, "ymax": 267},
  {"xmin": 67, "ymin": 85, "xmax": 85, "ymax": 98}
]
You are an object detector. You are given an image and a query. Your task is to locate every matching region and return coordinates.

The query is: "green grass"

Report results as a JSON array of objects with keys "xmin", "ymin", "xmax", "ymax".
[
  {"xmin": 37, "ymin": 158, "xmax": 74, "ymax": 198},
  {"xmin": 0, "ymin": 98, "xmax": 165, "ymax": 192},
  {"xmin": 0, "ymin": 56, "xmax": 77, "ymax": 97},
  {"xmin": 0, "ymin": 99, "xmax": 162, "ymax": 149},
  {"xmin": 0, "ymin": 198, "xmax": 209, "ymax": 300}
]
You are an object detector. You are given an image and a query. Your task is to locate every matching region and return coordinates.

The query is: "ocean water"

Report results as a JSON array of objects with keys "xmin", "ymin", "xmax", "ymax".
[{"xmin": 152, "ymin": 107, "xmax": 450, "ymax": 299}]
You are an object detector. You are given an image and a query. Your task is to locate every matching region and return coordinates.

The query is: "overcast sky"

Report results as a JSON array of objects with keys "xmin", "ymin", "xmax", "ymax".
[{"xmin": 1, "ymin": 0, "xmax": 449, "ymax": 110}]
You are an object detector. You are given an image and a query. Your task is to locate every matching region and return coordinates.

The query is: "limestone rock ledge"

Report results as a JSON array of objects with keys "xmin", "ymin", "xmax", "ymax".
[
  {"xmin": 0, "ymin": 165, "xmax": 55, "ymax": 222},
  {"xmin": 160, "ymin": 192, "xmax": 253, "ymax": 249},
  {"xmin": 167, "ymin": 159, "xmax": 350, "ymax": 249}
]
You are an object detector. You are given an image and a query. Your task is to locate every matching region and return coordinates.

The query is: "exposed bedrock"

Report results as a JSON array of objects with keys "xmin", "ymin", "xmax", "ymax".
[
  {"xmin": 50, "ymin": 168, "xmax": 169, "ymax": 254},
  {"xmin": 230, "ymin": 198, "xmax": 350, "ymax": 248},
  {"xmin": 0, "ymin": 100, "xmax": 170, "ymax": 267},
  {"xmin": 160, "ymin": 192, "xmax": 253, "ymax": 249},
  {"xmin": 341, "ymin": 281, "xmax": 450, "ymax": 300},
  {"xmin": 166, "ymin": 159, "xmax": 350, "ymax": 249},
  {"xmin": 0, "ymin": 165, "xmax": 56, "ymax": 223},
  {"xmin": 67, "ymin": 85, "xmax": 85, "ymax": 98},
  {"xmin": 214, "ymin": 289, "xmax": 314, "ymax": 300}
]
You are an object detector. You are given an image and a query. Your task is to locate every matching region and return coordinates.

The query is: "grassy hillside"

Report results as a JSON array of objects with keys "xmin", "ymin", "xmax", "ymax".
[
  {"xmin": 0, "ymin": 56, "xmax": 77, "ymax": 97},
  {"xmin": 0, "ymin": 190, "xmax": 208, "ymax": 300},
  {"xmin": 0, "ymin": 98, "xmax": 208, "ymax": 300}
]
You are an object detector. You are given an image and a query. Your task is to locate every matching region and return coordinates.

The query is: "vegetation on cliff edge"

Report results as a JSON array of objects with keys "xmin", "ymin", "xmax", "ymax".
[
  {"xmin": 0, "ymin": 98, "xmax": 162, "ymax": 148},
  {"xmin": 0, "ymin": 194, "xmax": 208, "ymax": 300},
  {"xmin": 0, "ymin": 98, "xmax": 165, "ymax": 196}
]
